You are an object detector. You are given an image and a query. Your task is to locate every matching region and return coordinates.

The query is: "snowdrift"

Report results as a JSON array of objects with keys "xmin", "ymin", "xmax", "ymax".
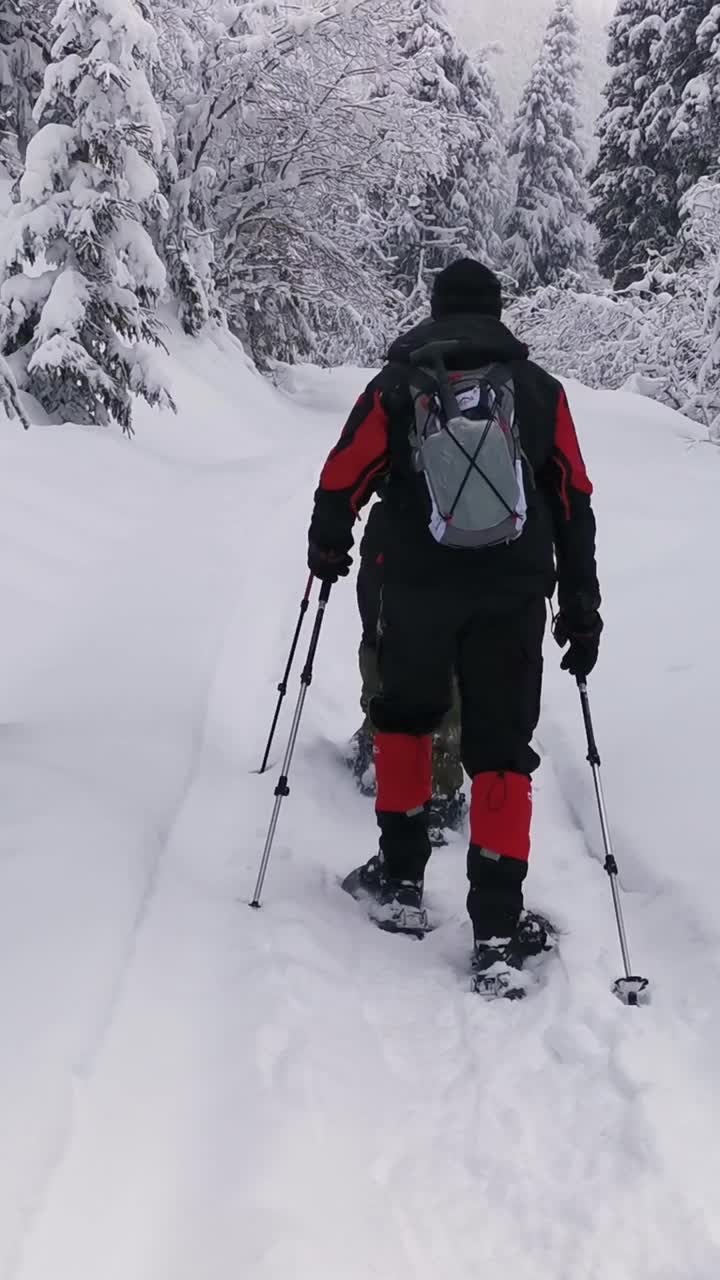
[{"xmin": 1, "ymin": 323, "xmax": 719, "ymax": 1279}]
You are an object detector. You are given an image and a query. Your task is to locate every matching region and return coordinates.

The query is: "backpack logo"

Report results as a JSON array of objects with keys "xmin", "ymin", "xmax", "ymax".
[{"xmin": 408, "ymin": 342, "xmax": 527, "ymax": 551}]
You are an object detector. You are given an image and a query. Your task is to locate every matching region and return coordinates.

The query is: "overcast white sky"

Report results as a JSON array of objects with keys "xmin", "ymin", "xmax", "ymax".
[{"xmin": 446, "ymin": 0, "xmax": 615, "ymax": 130}]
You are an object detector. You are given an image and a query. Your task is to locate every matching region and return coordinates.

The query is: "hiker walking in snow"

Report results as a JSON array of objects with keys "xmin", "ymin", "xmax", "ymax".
[
  {"xmin": 307, "ymin": 259, "xmax": 602, "ymax": 996},
  {"xmin": 349, "ymin": 495, "xmax": 465, "ymax": 845}
]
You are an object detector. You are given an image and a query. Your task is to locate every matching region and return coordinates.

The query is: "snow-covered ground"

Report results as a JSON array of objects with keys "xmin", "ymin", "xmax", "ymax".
[{"xmin": 2, "ymin": 326, "xmax": 720, "ymax": 1280}]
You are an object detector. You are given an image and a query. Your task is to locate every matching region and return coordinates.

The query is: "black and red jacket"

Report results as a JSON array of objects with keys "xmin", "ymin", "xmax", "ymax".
[{"xmin": 309, "ymin": 313, "xmax": 600, "ymax": 611}]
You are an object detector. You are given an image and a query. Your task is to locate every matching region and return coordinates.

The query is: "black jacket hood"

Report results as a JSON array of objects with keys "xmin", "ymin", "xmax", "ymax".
[{"xmin": 387, "ymin": 313, "xmax": 529, "ymax": 366}]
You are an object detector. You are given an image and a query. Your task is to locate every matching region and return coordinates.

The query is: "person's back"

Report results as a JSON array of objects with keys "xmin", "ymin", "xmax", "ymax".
[{"xmin": 307, "ymin": 259, "xmax": 602, "ymax": 998}]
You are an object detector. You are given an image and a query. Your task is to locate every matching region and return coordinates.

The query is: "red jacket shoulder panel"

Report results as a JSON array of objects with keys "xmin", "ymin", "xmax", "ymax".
[
  {"xmin": 319, "ymin": 388, "xmax": 390, "ymax": 515},
  {"xmin": 554, "ymin": 391, "xmax": 593, "ymax": 499}
]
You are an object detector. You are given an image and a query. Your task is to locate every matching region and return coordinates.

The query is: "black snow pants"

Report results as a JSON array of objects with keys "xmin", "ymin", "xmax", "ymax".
[{"xmin": 370, "ymin": 582, "xmax": 546, "ymax": 939}]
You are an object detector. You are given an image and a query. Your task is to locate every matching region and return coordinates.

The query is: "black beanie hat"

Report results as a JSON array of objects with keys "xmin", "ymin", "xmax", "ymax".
[{"xmin": 431, "ymin": 258, "xmax": 503, "ymax": 320}]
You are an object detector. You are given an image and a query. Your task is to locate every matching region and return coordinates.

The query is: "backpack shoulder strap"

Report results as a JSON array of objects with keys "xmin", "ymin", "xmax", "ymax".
[
  {"xmin": 408, "ymin": 342, "xmax": 465, "ymax": 420},
  {"xmin": 385, "ymin": 359, "xmax": 447, "ymax": 438}
]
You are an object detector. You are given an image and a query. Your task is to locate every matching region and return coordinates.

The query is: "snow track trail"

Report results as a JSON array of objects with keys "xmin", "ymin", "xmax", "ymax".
[{"xmin": 2, "ymin": 334, "xmax": 720, "ymax": 1279}]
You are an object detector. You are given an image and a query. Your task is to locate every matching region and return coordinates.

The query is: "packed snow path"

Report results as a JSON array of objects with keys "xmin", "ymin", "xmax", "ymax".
[{"xmin": 1, "ymin": 328, "xmax": 719, "ymax": 1280}]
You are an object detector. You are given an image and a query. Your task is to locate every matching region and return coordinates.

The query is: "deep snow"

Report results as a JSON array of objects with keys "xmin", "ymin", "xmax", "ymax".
[{"xmin": 1, "ymin": 324, "xmax": 720, "ymax": 1280}]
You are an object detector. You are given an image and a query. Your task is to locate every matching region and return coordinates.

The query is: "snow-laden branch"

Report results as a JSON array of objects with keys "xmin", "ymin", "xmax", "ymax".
[
  {"xmin": 0, "ymin": 356, "xmax": 29, "ymax": 428},
  {"xmin": 509, "ymin": 183, "xmax": 720, "ymax": 442}
]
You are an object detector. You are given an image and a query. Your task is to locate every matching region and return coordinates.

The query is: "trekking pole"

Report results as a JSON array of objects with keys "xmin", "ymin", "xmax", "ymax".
[
  {"xmin": 576, "ymin": 678, "xmax": 650, "ymax": 1007},
  {"xmin": 258, "ymin": 574, "xmax": 314, "ymax": 774},
  {"xmin": 251, "ymin": 579, "xmax": 332, "ymax": 909}
]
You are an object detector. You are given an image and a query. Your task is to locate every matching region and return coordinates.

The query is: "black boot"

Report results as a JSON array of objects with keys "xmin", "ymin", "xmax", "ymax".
[
  {"xmin": 466, "ymin": 845, "xmax": 528, "ymax": 942},
  {"xmin": 471, "ymin": 935, "xmax": 522, "ymax": 999},
  {"xmin": 471, "ymin": 912, "xmax": 553, "ymax": 999},
  {"xmin": 369, "ymin": 876, "xmax": 429, "ymax": 938}
]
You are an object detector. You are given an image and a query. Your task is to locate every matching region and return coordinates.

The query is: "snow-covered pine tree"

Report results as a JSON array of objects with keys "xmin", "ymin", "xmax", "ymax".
[
  {"xmin": 161, "ymin": 160, "xmax": 221, "ymax": 336},
  {"xmin": 589, "ymin": 0, "xmax": 670, "ymax": 286},
  {"xmin": 593, "ymin": 2, "xmax": 720, "ymax": 282},
  {"xmin": 0, "ymin": 353, "xmax": 28, "ymax": 426},
  {"xmin": 378, "ymin": 0, "xmax": 463, "ymax": 301},
  {"xmin": 680, "ymin": 175, "xmax": 720, "ymax": 436},
  {"xmin": 152, "ymin": 0, "xmax": 222, "ymax": 336},
  {"xmin": 0, "ymin": 0, "xmax": 174, "ymax": 433},
  {"xmin": 384, "ymin": 1, "xmax": 509, "ymax": 303},
  {"xmin": 703, "ymin": 252, "xmax": 720, "ymax": 436},
  {"xmin": 626, "ymin": 1, "xmax": 720, "ymax": 273},
  {"xmin": 505, "ymin": 0, "xmax": 591, "ymax": 294},
  {"xmin": 669, "ymin": 3, "xmax": 720, "ymax": 189},
  {"xmin": 444, "ymin": 45, "xmax": 509, "ymax": 267},
  {"xmin": 0, "ymin": 0, "xmax": 50, "ymax": 176}
]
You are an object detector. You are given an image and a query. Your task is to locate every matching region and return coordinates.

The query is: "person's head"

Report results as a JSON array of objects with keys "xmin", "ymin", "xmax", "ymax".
[{"xmin": 431, "ymin": 258, "xmax": 503, "ymax": 321}]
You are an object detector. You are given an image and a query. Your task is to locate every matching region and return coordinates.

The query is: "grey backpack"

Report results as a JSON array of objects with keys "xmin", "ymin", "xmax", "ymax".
[{"xmin": 407, "ymin": 341, "xmax": 528, "ymax": 550}]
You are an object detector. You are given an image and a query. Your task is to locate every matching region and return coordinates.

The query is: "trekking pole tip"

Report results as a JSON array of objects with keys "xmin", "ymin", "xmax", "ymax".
[
  {"xmin": 249, "ymin": 900, "xmax": 262, "ymax": 910},
  {"xmin": 613, "ymin": 976, "xmax": 651, "ymax": 1007}
]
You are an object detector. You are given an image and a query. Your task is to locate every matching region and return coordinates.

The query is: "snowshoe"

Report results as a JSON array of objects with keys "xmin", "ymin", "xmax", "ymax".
[
  {"xmin": 341, "ymin": 855, "xmax": 384, "ymax": 902},
  {"xmin": 471, "ymin": 911, "xmax": 555, "ymax": 1000},
  {"xmin": 428, "ymin": 791, "xmax": 467, "ymax": 846},
  {"xmin": 341, "ymin": 857, "xmax": 431, "ymax": 939},
  {"xmin": 345, "ymin": 726, "xmax": 376, "ymax": 796}
]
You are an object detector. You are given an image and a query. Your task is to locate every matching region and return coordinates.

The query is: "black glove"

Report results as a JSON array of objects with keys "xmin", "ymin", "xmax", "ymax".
[
  {"xmin": 308, "ymin": 541, "xmax": 352, "ymax": 584},
  {"xmin": 553, "ymin": 608, "xmax": 603, "ymax": 678}
]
